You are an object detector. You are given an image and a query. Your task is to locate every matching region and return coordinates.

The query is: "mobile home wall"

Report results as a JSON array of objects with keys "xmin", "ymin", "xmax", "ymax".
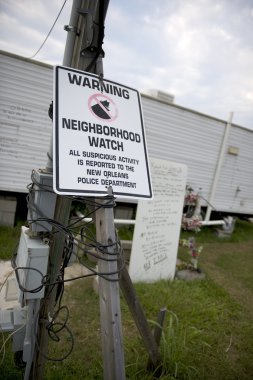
[
  {"xmin": 1, "ymin": 51, "xmax": 252, "ymax": 218},
  {"xmin": 141, "ymin": 95, "xmax": 253, "ymax": 215}
]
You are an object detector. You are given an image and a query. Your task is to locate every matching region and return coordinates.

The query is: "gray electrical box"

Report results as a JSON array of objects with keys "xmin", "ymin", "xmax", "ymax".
[
  {"xmin": 16, "ymin": 226, "xmax": 49, "ymax": 303},
  {"xmin": 27, "ymin": 169, "xmax": 56, "ymax": 232}
]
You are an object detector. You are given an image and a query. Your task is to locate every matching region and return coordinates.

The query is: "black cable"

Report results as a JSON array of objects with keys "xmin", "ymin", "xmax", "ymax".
[
  {"xmin": 23, "ymin": 170, "xmax": 126, "ymax": 365},
  {"xmin": 28, "ymin": 0, "xmax": 68, "ymax": 59},
  {"xmin": 34, "ymin": 303, "xmax": 74, "ymax": 362},
  {"xmin": 32, "ymin": 276, "xmax": 72, "ymax": 363},
  {"xmin": 11, "ymin": 251, "xmax": 45, "ymax": 294}
]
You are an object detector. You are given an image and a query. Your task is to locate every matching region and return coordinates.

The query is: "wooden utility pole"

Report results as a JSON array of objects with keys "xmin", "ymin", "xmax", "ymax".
[
  {"xmin": 28, "ymin": 1, "xmax": 163, "ymax": 379},
  {"xmin": 31, "ymin": 1, "xmax": 110, "ymax": 379}
]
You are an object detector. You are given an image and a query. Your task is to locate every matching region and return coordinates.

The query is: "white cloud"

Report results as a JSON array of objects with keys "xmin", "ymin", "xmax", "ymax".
[
  {"xmin": 0, "ymin": 0, "xmax": 71, "ymax": 60},
  {"xmin": 0, "ymin": 0, "xmax": 252, "ymax": 129},
  {"xmin": 245, "ymin": 92, "xmax": 253, "ymax": 102}
]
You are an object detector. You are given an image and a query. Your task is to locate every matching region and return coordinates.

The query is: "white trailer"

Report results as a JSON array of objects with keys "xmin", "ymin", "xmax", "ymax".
[
  {"xmin": 141, "ymin": 94, "xmax": 253, "ymax": 216},
  {"xmin": 0, "ymin": 50, "xmax": 253, "ymax": 224}
]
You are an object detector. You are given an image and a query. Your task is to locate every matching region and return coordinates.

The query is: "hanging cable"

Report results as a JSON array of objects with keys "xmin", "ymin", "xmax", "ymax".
[
  {"xmin": 28, "ymin": 0, "xmax": 68, "ymax": 59},
  {"xmin": 22, "ymin": 170, "xmax": 126, "ymax": 364}
]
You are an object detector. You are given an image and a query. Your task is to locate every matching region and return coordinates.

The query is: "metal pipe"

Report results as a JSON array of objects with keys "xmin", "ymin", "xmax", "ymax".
[
  {"xmin": 205, "ymin": 112, "xmax": 233, "ymax": 221},
  {"xmin": 200, "ymin": 220, "xmax": 225, "ymax": 226},
  {"xmin": 75, "ymin": 213, "xmax": 225, "ymax": 227}
]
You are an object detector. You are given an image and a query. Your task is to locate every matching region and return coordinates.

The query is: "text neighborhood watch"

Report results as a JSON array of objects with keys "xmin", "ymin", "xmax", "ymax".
[{"xmin": 62, "ymin": 118, "xmax": 141, "ymax": 152}]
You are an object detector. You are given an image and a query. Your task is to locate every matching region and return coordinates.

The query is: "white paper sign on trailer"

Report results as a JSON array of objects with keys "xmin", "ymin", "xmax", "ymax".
[
  {"xmin": 53, "ymin": 66, "xmax": 152, "ymax": 199},
  {"xmin": 129, "ymin": 158, "xmax": 187, "ymax": 283}
]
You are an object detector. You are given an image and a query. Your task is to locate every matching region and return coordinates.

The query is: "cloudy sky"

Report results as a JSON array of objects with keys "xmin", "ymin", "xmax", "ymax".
[{"xmin": 0, "ymin": 0, "xmax": 253, "ymax": 129}]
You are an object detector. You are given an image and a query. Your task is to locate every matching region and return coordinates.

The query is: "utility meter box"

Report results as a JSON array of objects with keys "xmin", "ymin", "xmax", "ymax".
[
  {"xmin": 27, "ymin": 169, "xmax": 57, "ymax": 232},
  {"xmin": 15, "ymin": 226, "xmax": 49, "ymax": 302}
]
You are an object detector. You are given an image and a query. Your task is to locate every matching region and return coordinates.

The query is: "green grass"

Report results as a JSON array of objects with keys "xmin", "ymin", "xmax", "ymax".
[
  {"xmin": 43, "ymin": 279, "xmax": 253, "ymax": 380},
  {"xmin": 117, "ymin": 225, "xmax": 135, "ymax": 241},
  {"xmin": 207, "ymin": 241, "xmax": 253, "ymax": 291},
  {"xmin": 2, "ymin": 278, "xmax": 252, "ymax": 379},
  {"xmin": 0, "ymin": 224, "xmax": 22, "ymax": 260},
  {"xmin": 1, "ymin": 219, "xmax": 253, "ymax": 379}
]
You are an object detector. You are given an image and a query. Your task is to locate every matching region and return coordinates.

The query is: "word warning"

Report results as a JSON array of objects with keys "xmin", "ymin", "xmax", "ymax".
[{"xmin": 53, "ymin": 66, "xmax": 152, "ymax": 198}]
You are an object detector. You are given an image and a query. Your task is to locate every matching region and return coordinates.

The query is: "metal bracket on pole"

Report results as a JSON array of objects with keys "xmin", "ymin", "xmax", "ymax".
[{"xmin": 73, "ymin": 0, "xmax": 109, "ymax": 73}]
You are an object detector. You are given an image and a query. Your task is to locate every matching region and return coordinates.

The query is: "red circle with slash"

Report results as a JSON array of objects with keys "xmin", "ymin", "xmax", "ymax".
[{"xmin": 88, "ymin": 93, "xmax": 118, "ymax": 122}]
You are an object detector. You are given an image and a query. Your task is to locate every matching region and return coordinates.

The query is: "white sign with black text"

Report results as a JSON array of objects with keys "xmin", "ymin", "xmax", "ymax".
[
  {"xmin": 53, "ymin": 66, "xmax": 152, "ymax": 198},
  {"xmin": 129, "ymin": 158, "xmax": 187, "ymax": 283}
]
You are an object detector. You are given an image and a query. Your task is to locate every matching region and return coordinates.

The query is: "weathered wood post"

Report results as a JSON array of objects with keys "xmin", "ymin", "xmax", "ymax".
[{"xmin": 96, "ymin": 188, "xmax": 125, "ymax": 380}]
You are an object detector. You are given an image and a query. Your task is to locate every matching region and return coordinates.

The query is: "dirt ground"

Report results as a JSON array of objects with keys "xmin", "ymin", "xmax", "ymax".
[{"xmin": 0, "ymin": 260, "xmax": 91, "ymax": 310}]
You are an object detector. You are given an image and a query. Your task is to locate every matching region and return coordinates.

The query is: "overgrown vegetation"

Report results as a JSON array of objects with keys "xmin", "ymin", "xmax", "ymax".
[{"xmin": 1, "ymin": 219, "xmax": 253, "ymax": 379}]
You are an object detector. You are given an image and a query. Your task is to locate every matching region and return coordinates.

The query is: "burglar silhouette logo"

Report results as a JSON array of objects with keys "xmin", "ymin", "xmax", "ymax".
[
  {"xmin": 88, "ymin": 93, "xmax": 118, "ymax": 122},
  {"xmin": 91, "ymin": 100, "xmax": 111, "ymax": 119}
]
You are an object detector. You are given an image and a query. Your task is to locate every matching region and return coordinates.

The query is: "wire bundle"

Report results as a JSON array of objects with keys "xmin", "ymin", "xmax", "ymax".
[{"xmin": 18, "ymin": 171, "xmax": 125, "ymax": 363}]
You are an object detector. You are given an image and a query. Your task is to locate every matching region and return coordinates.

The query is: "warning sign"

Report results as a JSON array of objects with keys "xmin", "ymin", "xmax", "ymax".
[{"xmin": 53, "ymin": 66, "xmax": 152, "ymax": 199}]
